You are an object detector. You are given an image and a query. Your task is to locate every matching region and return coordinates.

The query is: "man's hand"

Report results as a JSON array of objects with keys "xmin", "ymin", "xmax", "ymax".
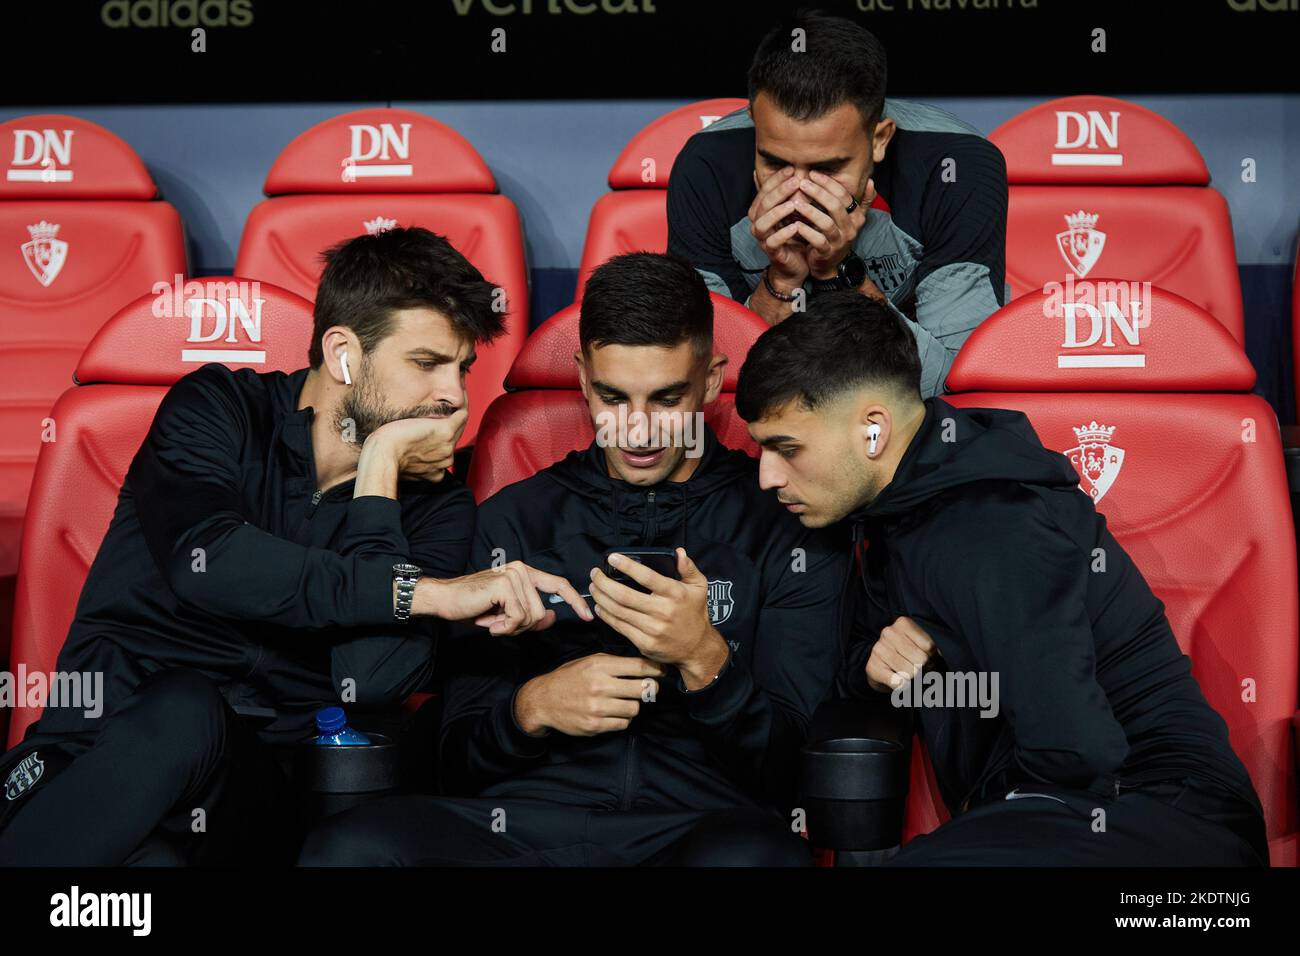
[
  {"xmin": 795, "ymin": 172, "xmax": 871, "ymax": 281},
  {"xmin": 749, "ymin": 166, "xmax": 811, "ymax": 292},
  {"xmin": 865, "ymin": 615, "xmax": 939, "ymax": 693},
  {"xmin": 357, "ymin": 408, "xmax": 469, "ymax": 494},
  {"xmin": 418, "ymin": 561, "xmax": 593, "ymax": 636},
  {"xmin": 589, "ymin": 548, "xmax": 730, "ymax": 690},
  {"xmin": 514, "ymin": 653, "xmax": 666, "ymax": 737}
]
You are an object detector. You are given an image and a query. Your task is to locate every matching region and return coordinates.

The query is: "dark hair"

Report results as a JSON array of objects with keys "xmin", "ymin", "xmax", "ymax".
[
  {"xmin": 736, "ymin": 290, "xmax": 921, "ymax": 422},
  {"xmin": 747, "ymin": 10, "xmax": 887, "ymax": 127},
  {"xmin": 579, "ymin": 252, "xmax": 713, "ymax": 357},
  {"xmin": 309, "ymin": 226, "xmax": 504, "ymax": 368}
]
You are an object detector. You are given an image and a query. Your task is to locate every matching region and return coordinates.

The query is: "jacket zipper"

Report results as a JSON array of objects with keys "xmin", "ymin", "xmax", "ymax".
[
  {"xmin": 620, "ymin": 735, "xmax": 637, "ymax": 810},
  {"xmin": 644, "ymin": 490, "xmax": 656, "ymax": 540}
]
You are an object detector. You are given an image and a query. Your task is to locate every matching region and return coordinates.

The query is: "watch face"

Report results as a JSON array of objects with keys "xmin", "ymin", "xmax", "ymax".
[
  {"xmin": 840, "ymin": 254, "xmax": 868, "ymax": 289},
  {"xmin": 393, "ymin": 563, "xmax": 422, "ymax": 577}
]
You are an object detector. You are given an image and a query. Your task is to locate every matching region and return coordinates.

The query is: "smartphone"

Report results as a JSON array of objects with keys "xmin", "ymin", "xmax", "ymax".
[{"xmin": 603, "ymin": 547, "xmax": 680, "ymax": 594}]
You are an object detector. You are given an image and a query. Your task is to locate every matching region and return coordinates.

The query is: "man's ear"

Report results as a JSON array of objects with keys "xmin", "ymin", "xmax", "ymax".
[
  {"xmin": 860, "ymin": 404, "xmax": 891, "ymax": 460},
  {"xmin": 703, "ymin": 353, "xmax": 728, "ymax": 404},
  {"xmin": 323, "ymin": 327, "xmax": 359, "ymax": 385},
  {"xmin": 574, "ymin": 349, "xmax": 590, "ymax": 400},
  {"xmin": 871, "ymin": 117, "xmax": 897, "ymax": 164}
]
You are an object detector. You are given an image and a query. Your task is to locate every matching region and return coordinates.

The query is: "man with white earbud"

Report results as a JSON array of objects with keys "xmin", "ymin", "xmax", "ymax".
[
  {"xmin": 735, "ymin": 289, "xmax": 1266, "ymax": 867},
  {"xmin": 0, "ymin": 226, "xmax": 587, "ymax": 866}
]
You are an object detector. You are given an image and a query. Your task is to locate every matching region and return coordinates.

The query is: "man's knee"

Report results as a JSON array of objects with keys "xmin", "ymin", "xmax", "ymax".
[{"xmin": 668, "ymin": 812, "xmax": 812, "ymax": 867}]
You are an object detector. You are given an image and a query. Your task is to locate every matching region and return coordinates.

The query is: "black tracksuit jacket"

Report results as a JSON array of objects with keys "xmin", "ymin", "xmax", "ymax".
[
  {"xmin": 438, "ymin": 427, "xmax": 851, "ymax": 815},
  {"xmin": 841, "ymin": 397, "xmax": 1263, "ymax": 819},
  {"xmin": 33, "ymin": 363, "xmax": 475, "ymax": 743}
]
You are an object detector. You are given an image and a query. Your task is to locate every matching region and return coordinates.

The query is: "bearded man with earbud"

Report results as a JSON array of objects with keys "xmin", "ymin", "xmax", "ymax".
[{"xmin": 0, "ymin": 227, "xmax": 587, "ymax": 866}]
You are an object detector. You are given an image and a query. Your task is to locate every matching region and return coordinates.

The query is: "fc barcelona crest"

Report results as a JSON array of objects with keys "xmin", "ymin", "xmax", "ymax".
[
  {"xmin": 21, "ymin": 220, "xmax": 67, "ymax": 287},
  {"xmin": 707, "ymin": 579, "xmax": 734, "ymax": 626},
  {"xmin": 1066, "ymin": 421, "xmax": 1125, "ymax": 503},
  {"xmin": 5, "ymin": 752, "xmax": 44, "ymax": 801},
  {"xmin": 1056, "ymin": 210, "xmax": 1106, "ymax": 279}
]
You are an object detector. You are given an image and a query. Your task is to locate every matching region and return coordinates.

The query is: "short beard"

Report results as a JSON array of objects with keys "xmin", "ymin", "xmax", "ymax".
[{"xmin": 334, "ymin": 353, "xmax": 455, "ymax": 447}]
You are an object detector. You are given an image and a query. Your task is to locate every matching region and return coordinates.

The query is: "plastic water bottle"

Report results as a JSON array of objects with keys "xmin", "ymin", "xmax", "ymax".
[{"xmin": 313, "ymin": 706, "xmax": 370, "ymax": 746}]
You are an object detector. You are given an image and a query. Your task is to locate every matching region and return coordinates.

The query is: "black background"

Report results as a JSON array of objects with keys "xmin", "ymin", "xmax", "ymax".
[{"xmin": 1, "ymin": 0, "xmax": 1297, "ymax": 105}]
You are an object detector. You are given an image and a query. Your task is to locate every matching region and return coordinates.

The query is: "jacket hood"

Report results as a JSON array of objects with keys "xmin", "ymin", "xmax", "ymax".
[{"xmin": 859, "ymin": 397, "xmax": 1081, "ymax": 521}]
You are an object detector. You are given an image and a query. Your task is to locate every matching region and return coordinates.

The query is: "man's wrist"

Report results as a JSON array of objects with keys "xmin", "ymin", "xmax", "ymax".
[
  {"xmin": 678, "ymin": 629, "xmax": 731, "ymax": 691},
  {"xmin": 763, "ymin": 266, "xmax": 805, "ymax": 299},
  {"xmin": 809, "ymin": 260, "xmax": 842, "ymax": 282},
  {"xmin": 409, "ymin": 576, "xmax": 449, "ymax": 619},
  {"xmin": 513, "ymin": 679, "xmax": 550, "ymax": 737},
  {"xmin": 354, "ymin": 438, "xmax": 401, "ymax": 499}
]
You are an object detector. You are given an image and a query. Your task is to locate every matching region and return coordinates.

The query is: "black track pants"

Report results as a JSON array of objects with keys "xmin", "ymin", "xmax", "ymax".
[
  {"xmin": 0, "ymin": 669, "xmax": 294, "ymax": 866},
  {"xmin": 890, "ymin": 779, "xmax": 1268, "ymax": 866},
  {"xmin": 297, "ymin": 794, "xmax": 812, "ymax": 867}
]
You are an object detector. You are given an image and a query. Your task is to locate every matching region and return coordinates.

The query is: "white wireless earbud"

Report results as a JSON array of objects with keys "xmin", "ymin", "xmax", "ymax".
[
  {"xmin": 340, "ymin": 350, "xmax": 352, "ymax": 386},
  {"xmin": 867, "ymin": 424, "xmax": 882, "ymax": 455}
]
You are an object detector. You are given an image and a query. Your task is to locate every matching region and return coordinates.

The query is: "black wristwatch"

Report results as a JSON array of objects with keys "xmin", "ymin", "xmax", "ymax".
[
  {"xmin": 808, "ymin": 251, "xmax": 868, "ymax": 295},
  {"xmin": 392, "ymin": 562, "xmax": 422, "ymax": 621}
]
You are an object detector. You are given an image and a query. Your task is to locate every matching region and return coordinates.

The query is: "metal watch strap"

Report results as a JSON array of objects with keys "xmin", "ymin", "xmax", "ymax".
[{"xmin": 392, "ymin": 563, "xmax": 421, "ymax": 621}]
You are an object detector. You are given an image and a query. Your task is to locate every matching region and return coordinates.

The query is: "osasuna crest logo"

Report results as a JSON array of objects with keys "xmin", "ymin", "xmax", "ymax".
[
  {"xmin": 5, "ymin": 752, "xmax": 44, "ymax": 801},
  {"xmin": 707, "ymin": 579, "xmax": 734, "ymax": 626},
  {"xmin": 21, "ymin": 220, "xmax": 67, "ymax": 287},
  {"xmin": 1066, "ymin": 421, "xmax": 1124, "ymax": 503},
  {"xmin": 1056, "ymin": 210, "xmax": 1106, "ymax": 278}
]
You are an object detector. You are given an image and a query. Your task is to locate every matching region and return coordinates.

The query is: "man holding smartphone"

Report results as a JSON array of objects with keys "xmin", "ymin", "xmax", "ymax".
[{"xmin": 300, "ymin": 252, "xmax": 851, "ymax": 866}]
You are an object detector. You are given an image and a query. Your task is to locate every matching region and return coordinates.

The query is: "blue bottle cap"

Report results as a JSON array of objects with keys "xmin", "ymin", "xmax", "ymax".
[{"xmin": 315, "ymin": 706, "xmax": 347, "ymax": 735}]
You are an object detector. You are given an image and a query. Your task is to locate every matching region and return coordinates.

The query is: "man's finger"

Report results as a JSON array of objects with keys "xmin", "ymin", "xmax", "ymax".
[
  {"xmin": 676, "ymin": 547, "xmax": 706, "ymax": 585},
  {"xmin": 517, "ymin": 567, "xmax": 548, "ymax": 629},
  {"xmin": 805, "ymin": 169, "xmax": 853, "ymax": 206},
  {"xmin": 528, "ymin": 609, "xmax": 558, "ymax": 632},
  {"xmin": 893, "ymin": 616, "xmax": 936, "ymax": 654},
  {"xmin": 592, "ymin": 591, "xmax": 661, "ymax": 642},
  {"xmin": 793, "ymin": 222, "xmax": 830, "ymax": 250},
  {"xmin": 499, "ymin": 565, "xmax": 535, "ymax": 631},
  {"xmin": 525, "ymin": 566, "xmax": 593, "ymax": 622},
  {"xmin": 589, "ymin": 568, "xmax": 656, "ymax": 614},
  {"xmin": 603, "ymin": 675, "xmax": 658, "ymax": 700},
  {"xmin": 792, "ymin": 193, "xmax": 836, "ymax": 235},
  {"xmin": 591, "ymin": 597, "xmax": 652, "ymax": 649},
  {"xmin": 603, "ymin": 554, "xmax": 673, "ymax": 595},
  {"xmin": 763, "ymin": 221, "xmax": 803, "ymax": 251},
  {"xmin": 753, "ymin": 198, "xmax": 798, "ymax": 237},
  {"xmin": 597, "ymin": 655, "xmax": 667, "ymax": 678},
  {"xmin": 871, "ymin": 643, "xmax": 917, "ymax": 684}
]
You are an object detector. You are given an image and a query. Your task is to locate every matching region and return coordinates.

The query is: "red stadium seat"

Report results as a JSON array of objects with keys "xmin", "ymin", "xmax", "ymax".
[
  {"xmin": 916, "ymin": 280, "xmax": 1299, "ymax": 866},
  {"xmin": 990, "ymin": 95, "xmax": 1245, "ymax": 342},
  {"xmin": 6, "ymin": 278, "xmax": 313, "ymax": 746},
  {"xmin": 574, "ymin": 98, "xmax": 748, "ymax": 300},
  {"xmin": 466, "ymin": 292, "xmax": 767, "ymax": 502},
  {"xmin": 234, "ymin": 108, "xmax": 527, "ymax": 449},
  {"xmin": 0, "ymin": 115, "xmax": 187, "ymax": 579}
]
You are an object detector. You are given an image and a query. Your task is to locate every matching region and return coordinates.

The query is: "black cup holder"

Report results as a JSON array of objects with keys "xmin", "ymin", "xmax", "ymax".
[{"xmin": 293, "ymin": 732, "xmax": 400, "ymax": 794}]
